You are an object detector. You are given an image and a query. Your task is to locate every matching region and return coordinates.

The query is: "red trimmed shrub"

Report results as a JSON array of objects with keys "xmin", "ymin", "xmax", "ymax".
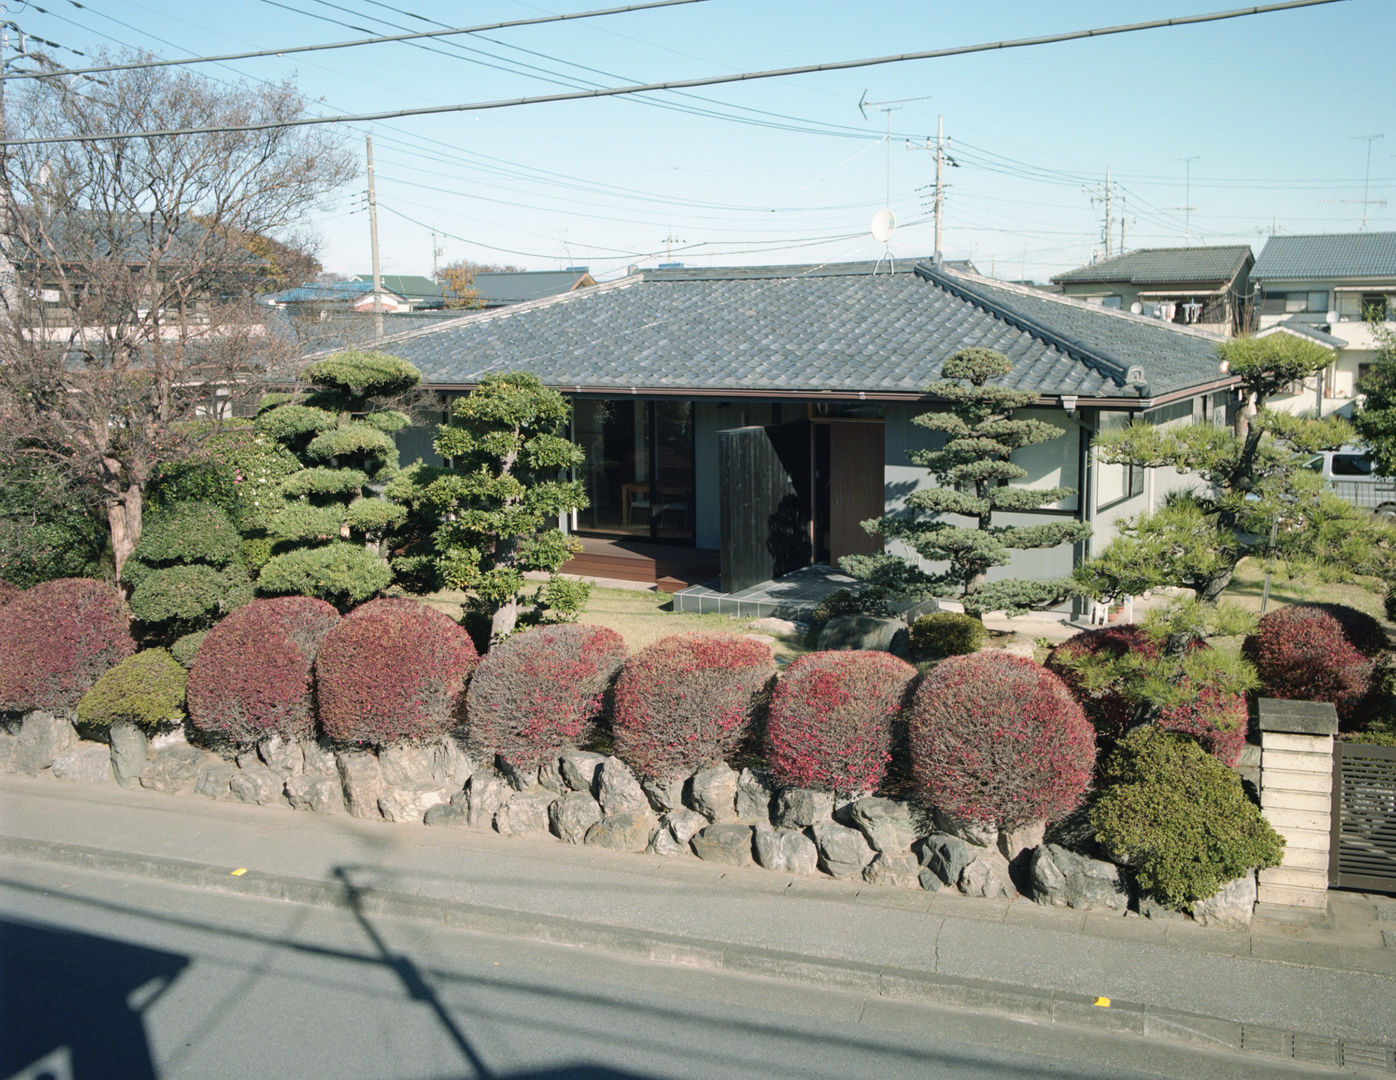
[
  {"xmin": 1242, "ymin": 605, "xmax": 1371, "ymax": 723},
  {"xmin": 1046, "ymin": 625, "xmax": 1159, "ymax": 741},
  {"xmin": 908, "ymin": 651, "xmax": 1094, "ymax": 827},
  {"xmin": 0, "ymin": 578, "xmax": 135, "ymax": 715},
  {"xmin": 187, "ymin": 596, "xmax": 340, "ymax": 744},
  {"xmin": 1155, "ymin": 680, "xmax": 1248, "ymax": 766},
  {"xmin": 1305, "ymin": 602, "xmax": 1388, "ymax": 658},
  {"xmin": 316, "ymin": 598, "xmax": 479, "ymax": 746},
  {"xmin": 611, "ymin": 632, "xmax": 776, "ymax": 781},
  {"xmin": 765, "ymin": 650, "xmax": 916, "ymax": 795},
  {"xmin": 465, "ymin": 624, "xmax": 628, "ymax": 769},
  {"xmin": 0, "ymin": 581, "xmax": 20, "ymax": 608}
]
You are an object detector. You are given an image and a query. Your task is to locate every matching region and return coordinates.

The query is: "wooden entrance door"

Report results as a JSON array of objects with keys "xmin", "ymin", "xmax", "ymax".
[{"xmin": 828, "ymin": 422, "xmax": 884, "ymax": 563}]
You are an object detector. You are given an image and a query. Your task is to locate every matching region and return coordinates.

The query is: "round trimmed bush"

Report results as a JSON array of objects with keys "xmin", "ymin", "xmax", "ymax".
[
  {"xmin": 908, "ymin": 651, "xmax": 1094, "ymax": 827},
  {"xmin": 77, "ymin": 648, "xmax": 186, "ymax": 731},
  {"xmin": 1242, "ymin": 605, "xmax": 1371, "ymax": 723},
  {"xmin": 909, "ymin": 611, "xmax": 985, "ymax": 657},
  {"xmin": 187, "ymin": 596, "xmax": 340, "ymax": 745},
  {"xmin": 0, "ymin": 578, "xmax": 135, "ymax": 714},
  {"xmin": 1091, "ymin": 726, "xmax": 1283, "ymax": 909},
  {"xmin": 1046, "ymin": 625, "xmax": 1159, "ymax": 742},
  {"xmin": 128, "ymin": 563, "xmax": 253, "ymax": 641},
  {"xmin": 0, "ymin": 581, "xmax": 20, "ymax": 608},
  {"xmin": 122, "ymin": 501, "xmax": 242, "ymax": 588},
  {"xmin": 765, "ymin": 650, "xmax": 916, "ymax": 795},
  {"xmin": 256, "ymin": 541, "xmax": 393, "ymax": 611},
  {"xmin": 1155, "ymin": 680, "xmax": 1248, "ymax": 766},
  {"xmin": 170, "ymin": 631, "xmax": 207, "ymax": 669},
  {"xmin": 315, "ymin": 598, "xmax": 479, "ymax": 746},
  {"xmin": 1304, "ymin": 602, "xmax": 1388, "ymax": 658},
  {"xmin": 612, "ymin": 632, "xmax": 776, "ymax": 781},
  {"xmin": 465, "ymin": 624, "xmax": 628, "ymax": 769}
]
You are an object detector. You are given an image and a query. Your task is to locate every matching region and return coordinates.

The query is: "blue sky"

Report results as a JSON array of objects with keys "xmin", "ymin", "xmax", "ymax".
[{"xmin": 8, "ymin": 0, "xmax": 1393, "ymax": 282}]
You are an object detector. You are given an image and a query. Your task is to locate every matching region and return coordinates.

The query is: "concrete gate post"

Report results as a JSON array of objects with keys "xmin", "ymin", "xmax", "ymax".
[{"xmin": 1255, "ymin": 698, "xmax": 1339, "ymax": 913}]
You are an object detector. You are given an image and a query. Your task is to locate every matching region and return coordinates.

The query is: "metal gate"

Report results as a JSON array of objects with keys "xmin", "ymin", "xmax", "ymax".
[{"xmin": 1330, "ymin": 741, "xmax": 1396, "ymax": 893}]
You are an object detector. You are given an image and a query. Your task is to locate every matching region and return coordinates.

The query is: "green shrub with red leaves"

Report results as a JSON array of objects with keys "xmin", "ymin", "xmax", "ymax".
[
  {"xmin": 1045, "ymin": 625, "xmax": 1159, "ymax": 742},
  {"xmin": 612, "ymin": 632, "xmax": 776, "ymax": 781},
  {"xmin": 465, "ymin": 623, "xmax": 628, "ymax": 770},
  {"xmin": 187, "ymin": 596, "xmax": 340, "ymax": 745},
  {"xmin": 765, "ymin": 650, "xmax": 916, "ymax": 795},
  {"xmin": 315, "ymin": 598, "xmax": 479, "ymax": 746},
  {"xmin": 908, "ymin": 651, "xmax": 1094, "ymax": 827},
  {"xmin": 1155, "ymin": 680, "xmax": 1248, "ymax": 766},
  {"xmin": 1242, "ymin": 605, "xmax": 1371, "ymax": 724},
  {"xmin": 0, "ymin": 578, "xmax": 135, "ymax": 716}
]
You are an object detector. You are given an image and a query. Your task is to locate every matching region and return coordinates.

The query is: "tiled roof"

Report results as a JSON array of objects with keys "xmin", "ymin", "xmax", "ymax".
[
  {"xmin": 471, "ymin": 269, "xmax": 593, "ymax": 305},
  {"xmin": 1258, "ymin": 319, "xmax": 1348, "ymax": 348},
  {"xmin": 1052, "ymin": 245, "xmax": 1252, "ymax": 286},
  {"xmin": 344, "ymin": 260, "xmax": 1231, "ymax": 402},
  {"xmin": 350, "ymin": 274, "xmax": 442, "ymax": 300},
  {"xmin": 1252, "ymin": 233, "xmax": 1396, "ymax": 282}
]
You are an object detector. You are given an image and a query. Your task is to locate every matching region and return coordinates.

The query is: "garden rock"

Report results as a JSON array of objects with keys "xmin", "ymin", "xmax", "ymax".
[
  {"xmin": 14, "ymin": 712, "xmax": 77, "ymax": 775},
  {"xmin": 863, "ymin": 851, "xmax": 922, "ymax": 888},
  {"xmin": 336, "ymin": 750, "xmax": 385, "ymax": 820},
  {"xmin": 195, "ymin": 761, "xmax": 237, "ymax": 800},
  {"xmin": 735, "ymin": 768, "xmax": 774, "ymax": 822},
  {"xmin": 379, "ymin": 744, "xmax": 435, "ymax": 787},
  {"xmin": 817, "ymin": 614, "xmax": 908, "ymax": 657},
  {"xmin": 550, "ymin": 791, "xmax": 603, "ymax": 844},
  {"xmin": 465, "ymin": 771, "xmax": 511, "ymax": 827},
  {"xmin": 748, "ymin": 617, "xmax": 800, "ymax": 637},
  {"xmin": 493, "ymin": 789, "xmax": 556, "ymax": 836},
  {"xmin": 559, "ymin": 750, "xmax": 606, "ymax": 793},
  {"xmin": 773, "ymin": 787, "xmax": 833, "ymax": 828},
  {"xmin": 497, "ymin": 755, "xmax": 539, "ymax": 791},
  {"xmin": 108, "ymin": 722, "xmax": 148, "ymax": 788},
  {"xmin": 691, "ymin": 823, "xmax": 754, "ymax": 866},
  {"xmin": 586, "ymin": 811, "xmax": 656, "ymax": 853},
  {"xmin": 257, "ymin": 735, "xmax": 304, "ymax": 778},
  {"xmin": 285, "ymin": 771, "xmax": 344, "ymax": 814},
  {"xmin": 1192, "ymin": 872, "xmax": 1257, "ymax": 928},
  {"xmin": 423, "ymin": 802, "xmax": 467, "ymax": 827},
  {"xmin": 1030, "ymin": 844, "xmax": 1130, "ymax": 912},
  {"xmin": 230, "ymin": 763, "xmax": 284, "ymax": 806},
  {"xmin": 0, "ymin": 732, "xmax": 16, "ymax": 773},
  {"xmin": 844, "ymin": 796, "xmax": 917, "ymax": 854},
  {"xmin": 812, "ymin": 820, "xmax": 874, "ymax": 879},
  {"xmin": 139, "ymin": 744, "xmax": 206, "ymax": 794},
  {"xmin": 597, "ymin": 756, "xmax": 648, "ymax": 815},
  {"xmin": 51, "ymin": 743, "xmax": 111, "ymax": 784},
  {"xmin": 998, "ymin": 820, "xmax": 1046, "ymax": 863},
  {"xmin": 960, "ymin": 851, "xmax": 1016, "ymax": 899},
  {"xmin": 894, "ymin": 596, "xmax": 941, "ymax": 626},
  {"xmin": 537, "ymin": 759, "xmax": 567, "ymax": 794},
  {"xmin": 426, "ymin": 736, "xmax": 473, "ymax": 789},
  {"xmin": 379, "ymin": 782, "xmax": 452, "ymax": 823},
  {"xmin": 650, "ymin": 808, "xmax": 709, "ymax": 857},
  {"xmin": 917, "ymin": 834, "xmax": 972, "ymax": 890},
  {"xmin": 934, "ymin": 808, "xmax": 998, "ymax": 848},
  {"xmin": 752, "ymin": 825, "xmax": 818, "ymax": 874},
  {"xmin": 301, "ymin": 739, "xmax": 338, "ymax": 774},
  {"xmin": 688, "ymin": 763, "xmax": 738, "ymax": 821},
  {"xmin": 641, "ymin": 773, "xmax": 686, "ymax": 813}
]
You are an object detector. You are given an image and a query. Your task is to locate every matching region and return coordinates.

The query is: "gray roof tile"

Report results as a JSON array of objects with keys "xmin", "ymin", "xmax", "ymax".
[
  {"xmin": 1252, "ymin": 233, "xmax": 1396, "ymax": 282},
  {"xmin": 1051, "ymin": 245, "xmax": 1252, "ymax": 286}
]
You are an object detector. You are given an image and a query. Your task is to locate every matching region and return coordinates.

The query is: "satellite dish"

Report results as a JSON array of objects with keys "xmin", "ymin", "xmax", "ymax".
[
  {"xmin": 1326, "ymin": 311, "xmax": 1340, "ymax": 325},
  {"xmin": 1129, "ymin": 302, "xmax": 1143, "ymax": 314},
  {"xmin": 871, "ymin": 208, "xmax": 897, "ymax": 244}
]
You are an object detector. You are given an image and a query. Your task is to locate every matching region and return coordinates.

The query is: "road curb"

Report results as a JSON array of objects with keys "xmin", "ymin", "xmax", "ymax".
[{"xmin": 3, "ymin": 833, "xmax": 1393, "ymax": 1074}]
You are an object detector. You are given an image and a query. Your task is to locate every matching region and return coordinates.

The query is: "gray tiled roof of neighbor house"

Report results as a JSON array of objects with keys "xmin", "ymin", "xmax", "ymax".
[
  {"xmin": 354, "ymin": 259, "xmax": 1231, "ymax": 401},
  {"xmin": 1252, "ymin": 232, "xmax": 1396, "ymax": 281},
  {"xmin": 1262, "ymin": 318, "xmax": 1348, "ymax": 347},
  {"xmin": 471, "ymin": 269, "xmax": 593, "ymax": 305},
  {"xmin": 1051, "ymin": 245, "xmax": 1252, "ymax": 286}
]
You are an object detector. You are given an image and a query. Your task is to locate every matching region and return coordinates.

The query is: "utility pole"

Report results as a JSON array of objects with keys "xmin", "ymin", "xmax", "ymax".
[
  {"xmin": 430, "ymin": 226, "xmax": 443, "ymax": 283},
  {"xmin": 907, "ymin": 114, "xmax": 956, "ymax": 261},
  {"xmin": 365, "ymin": 134, "xmax": 383, "ymax": 339},
  {"xmin": 1083, "ymin": 168, "xmax": 1119, "ymax": 259},
  {"xmin": 1171, "ymin": 155, "xmax": 1199, "ymax": 246},
  {"xmin": 1354, "ymin": 134, "xmax": 1384, "ymax": 229}
]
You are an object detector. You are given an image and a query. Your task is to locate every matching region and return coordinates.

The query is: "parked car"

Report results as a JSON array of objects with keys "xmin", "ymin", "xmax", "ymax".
[{"xmin": 1303, "ymin": 446, "xmax": 1396, "ymax": 518}]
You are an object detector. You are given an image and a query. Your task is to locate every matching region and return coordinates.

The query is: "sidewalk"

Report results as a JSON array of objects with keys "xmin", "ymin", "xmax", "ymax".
[{"xmin": 2, "ymin": 773, "xmax": 1393, "ymax": 1072}]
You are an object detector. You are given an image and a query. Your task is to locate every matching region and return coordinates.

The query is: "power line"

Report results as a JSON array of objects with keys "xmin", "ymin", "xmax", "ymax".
[
  {"xmin": 1, "ymin": 1, "xmax": 1346, "ymax": 146},
  {"xmin": 0, "ymin": 0, "xmax": 708, "ymax": 80}
]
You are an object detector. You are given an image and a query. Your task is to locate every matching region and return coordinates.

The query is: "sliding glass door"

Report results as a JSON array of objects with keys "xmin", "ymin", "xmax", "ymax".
[{"xmin": 573, "ymin": 399, "xmax": 694, "ymax": 543}]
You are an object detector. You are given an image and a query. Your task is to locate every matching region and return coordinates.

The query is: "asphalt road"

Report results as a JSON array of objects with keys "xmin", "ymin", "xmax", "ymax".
[{"xmin": 0, "ymin": 857, "xmax": 1362, "ymax": 1080}]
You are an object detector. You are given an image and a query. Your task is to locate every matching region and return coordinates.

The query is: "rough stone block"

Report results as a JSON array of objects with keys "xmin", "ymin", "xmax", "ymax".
[
  {"xmin": 752, "ymin": 824, "xmax": 818, "ymax": 874},
  {"xmin": 1030, "ymin": 844, "xmax": 1130, "ymax": 911},
  {"xmin": 734, "ymin": 768, "xmax": 774, "ymax": 823},
  {"xmin": 597, "ymin": 755, "xmax": 649, "ymax": 815},
  {"xmin": 336, "ymin": 750, "xmax": 385, "ymax": 819},
  {"xmin": 811, "ymin": 820, "xmax": 874, "ymax": 879},
  {"xmin": 257, "ymin": 735, "xmax": 304, "ymax": 778},
  {"xmin": 14, "ymin": 712, "xmax": 77, "ymax": 775},
  {"xmin": 51, "ymin": 743, "xmax": 112, "ymax": 784},
  {"xmin": 863, "ymin": 850, "xmax": 921, "ymax": 888},
  {"xmin": 379, "ymin": 781, "xmax": 452, "ymax": 823},
  {"xmin": 688, "ymin": 763, "xmax": 739, "ymax": 821},
  {"xmin": 641, "ymin": 772, "xmax": 687, "ymax": 813},
  {"xmin": 844, "ymin": 796, "xmax": 917, "ymax": 853},
  {"xmin": 194, "ymin": 760, "xmax": 238, "ymax": 800},
  {"xmin": 933, "ymin": 807, "xmax": 997, "ymax": 847},
  {"xmin": 773, "ymin": 787, "xmax": 833, "ymax": 828},
  {"xmin": 108, "ymin": 721, "xmax": 149, "ymax": 788},
  {"xmin": 423, "ymin": 802, "xmax": 468, "ymax": 827},
  {"xmin": 537, "ymin": 759, "xmax": 567, "ymax": 794},
  {"xmin": 691, "ymin": 823, "xmax": 754, "ymax": 866},
  {"xmin": 585, "ymin": 811, "xmax": 656, "ymax": 852},
  {"xmin": 139, "ymin": 744, "xmax": 206, "ymax": 794},
  {"xmin": 817, "ymin": 614, "xmax": 909, "ymax": 657},
  {"xmin": 465, "ymin": 771, "xmax": 511, "ymax": 827},
  {"xmin": 550, "ymin": 791, "xmax": 603, "ymax": 844},
  {"xmin": 285, "ymin": 771, "xmax": 345, "ymax": 814},
  {"xmin": 917, "ymin": 833, "xmax": 971, "ymax": 890},
  {"xmin": 230, "ymin": 763, "xmax": 284, "ymax": 806},
  {"xmin": 559, "ymin": 750, "xmax": 607, "ymax": 794},
  {"xmin": 494, "ymin": 789, "xmax": 556, "ymax": 836},
  {"xmin": 960, "ymin": 851, "xmax": 1016, "ymax": 898},
  {"xmin": 998, "ymin": 820, "xmax": 1046, "ymax": 863},
  {"xmin": 1192, "ymin": 872, "xmax": 1256, "ymax": 928}
]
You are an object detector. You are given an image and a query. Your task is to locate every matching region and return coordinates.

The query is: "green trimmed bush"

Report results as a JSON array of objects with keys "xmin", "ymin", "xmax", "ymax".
[
  {"xmin": 344, "ymin": 497, "xmax": 407, "ymax": 533},
  {"xmin": 254, "ymin": 404, "xmax": 338, "ymax": 443},
  {"xmin": 124, "ymin": 502, "xmax": 241, "ymax": 584},
  {"xmin": 1091, "ymin": 726, "xmax": 1283, "ymax": 909},
  {"xmin": 170, "ymin": 631, "xmax": 207, "ymax": 669},
  {"xmin": 305, "ymin": 350, "xmax": 421, "ymax": 400},
  {"xmin": 77, "ymin": 648, "xmax": 187, "ymax": 731},
  {"xmin": 128, "ymin": 563, "xmax": 252, "ymax": 640},
  {"xmin": 256, "ymin": 542, "xmax": 393, "ymax": 611},
  {"xmin": 281, "ymin": 467, "xmax": 368, "ymax": 501},
  {"xmin": 909, "ymin": 611, "xmax": 985, "ymax": 657},
  {"xmin": 305, "ymin": 423, "xmax": 397, "ymax": 467},
  {"xmin": 362, "ymin": 410, "xmax": 410, "ymax": 434},
  {"xmin": 265, "ymin": 503, "xmax": 343, "ymax": 543}
]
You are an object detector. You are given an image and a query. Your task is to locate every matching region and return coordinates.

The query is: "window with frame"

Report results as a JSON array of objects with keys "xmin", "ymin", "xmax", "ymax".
[{"xmin": 1094, "ymin": 413, "xmax": 1144, "ymax": 509}]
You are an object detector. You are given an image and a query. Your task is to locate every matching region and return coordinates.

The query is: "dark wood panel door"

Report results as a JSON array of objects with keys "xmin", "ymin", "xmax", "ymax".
[{"xmin": 828, "ymin": 422, "xmax": 884, "ymax": 563}]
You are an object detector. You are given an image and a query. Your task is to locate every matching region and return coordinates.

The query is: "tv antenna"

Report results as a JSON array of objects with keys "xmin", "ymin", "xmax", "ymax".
[
  {"xmin": 1169, "ymin": 155, "xmax": 1200, "ymax": 246},
  {"xmin": 859, "ymin": 92, "xmax": 930, "ymax": 271}
]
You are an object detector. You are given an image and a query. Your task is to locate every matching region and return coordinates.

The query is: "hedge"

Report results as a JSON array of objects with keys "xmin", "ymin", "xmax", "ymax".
[
  {"xmin": 1242, "ymin": 605, "xmax": 1371, "ymax": 724},
  {"xmin": 255, "ymin": 542, "xmax": 393, "ymax": 611},
  {"xmin": 611, "ymin": 632, "xmax": 776, "ymax": 781},
  {"xmin": 765, "ymin": 650, "xmax": 916, "ymax": 795},
  {"xmin": 315, "ymin": 598, "xmax": 479, "ymax": 746},
  {"xmin": 465, "ymin": 623, "xmax": 628, "ymax": 770},
  {"xmin": 908, "ymin": 651, "xmax": 1094, "ymax": 827},
  {"xmin": 187, "ymin": 596, "xmax": 340, "ymax": 744},
  {"xmin": 77, "ymin": 648, "xmax": 187, "ymax": 731}
]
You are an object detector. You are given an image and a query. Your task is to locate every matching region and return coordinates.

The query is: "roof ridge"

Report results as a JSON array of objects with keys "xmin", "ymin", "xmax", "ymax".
[{"xmin": 916, "ymin": 263, "xmax": 1145, "ymax": 393}]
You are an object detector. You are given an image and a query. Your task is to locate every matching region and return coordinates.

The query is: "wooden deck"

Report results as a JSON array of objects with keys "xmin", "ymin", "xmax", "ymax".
[{"xmin": 561, "ymin": 535, "xmax": 719, "ymax": 591}]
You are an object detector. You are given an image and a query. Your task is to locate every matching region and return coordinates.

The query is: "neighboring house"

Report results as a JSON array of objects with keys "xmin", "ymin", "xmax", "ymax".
[
  {"xmin": 261, "ymin": 280, "xmax": 419, "ymax": 315},
  {"xmin": 466, "ymin": 268, "xmax": 597, "ymax": 309},
  {"xmin": 350, "ymin": 259, "xmax": 1236, "ymax": 603},
  {"xmin": 347, "ymin": 274, "xmax": 445, "ymax": 309},
  {"xmin": 1251, "ymin": 232, "xmax": 1396, "ymax": 417},
  {"xmin": 1050, "ymin": 245, "xmax": 1254, "ymax": 337}
]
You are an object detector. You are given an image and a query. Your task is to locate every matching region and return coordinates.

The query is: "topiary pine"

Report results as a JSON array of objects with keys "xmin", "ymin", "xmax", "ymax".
[
  {"xmin": 842, "ymin": 348, "xmax": 1088, "ymax": 617},
  {"xmin": 77, "ymin": 648, "xmax": 187, "ymax": 732}
]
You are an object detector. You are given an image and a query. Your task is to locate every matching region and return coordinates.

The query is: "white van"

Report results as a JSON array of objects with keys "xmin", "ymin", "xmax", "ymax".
[{"xmin": 1303, "ymin": 447, "xmax": 1396, "ymax": 518}]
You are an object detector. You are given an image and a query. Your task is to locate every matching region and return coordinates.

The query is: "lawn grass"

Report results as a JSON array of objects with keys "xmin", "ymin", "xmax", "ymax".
[{"xmin": 1221, "ymin": 556, "xmax": 1387, "ymax": 621}]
